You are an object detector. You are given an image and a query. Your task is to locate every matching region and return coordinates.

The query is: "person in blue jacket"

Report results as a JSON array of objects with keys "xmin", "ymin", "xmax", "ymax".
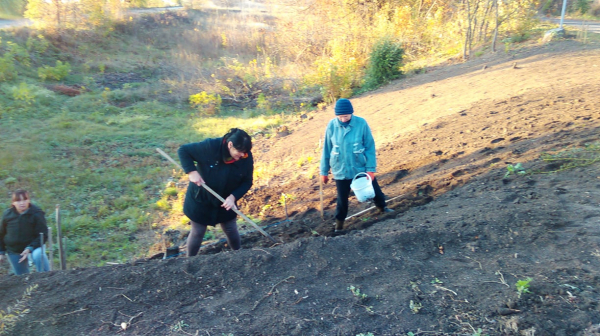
[
  {"xmin": 0, "ymin": 189, "xmax": 50, "ymax": 275},
  {"xmin": 320, "ymin": 98, "xmax": 393, "ymax": 232},
  {"xmin": 178, "ymin": 128, "xmax": 253, "ymax": 257}
]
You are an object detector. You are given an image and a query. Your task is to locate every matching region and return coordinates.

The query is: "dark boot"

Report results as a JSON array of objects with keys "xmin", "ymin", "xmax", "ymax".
[
  {"xmin": 377, "ymin": 206, "xmax": 394, "ymax": 214},
  {"xmin": 335, "ymin": 219, "xmax": 345, "ymax": 232}
]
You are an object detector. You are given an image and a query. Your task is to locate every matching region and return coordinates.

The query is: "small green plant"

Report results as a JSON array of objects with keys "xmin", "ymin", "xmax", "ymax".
[
  {"xmin": 38, "ymin": 60, "xmax": 71, "ymax": 81},
  {"xmin": 348, "ymin": 285, "xmax": 368, "ymax": 300},
  {"xmin": 409, "ymin": 299, "xmax": 422, "ymax": 314},
  {"xmin": 189, "ymin": 91, "xmax": 222, "ymax": 115},
  {"xmin": 26, "ymin": 35, "xmax": 49, "ymax": 54},
  {"xmin": 6, "ymin": 41, "xmax": 30, "ymax": 67},
  {"xmin": 516, "ymin": 278, "xmax": 532, "ymax": 298},
  {"xmin": 164, "ymin": 187, "xmax": 178, "ymax": 197},
  {"xmin": 0, "ymin": 54, "xmax": 17, "ymax": 81},
  {"xmin": 278, "ymin": 193, "xmax": 295, "ymax": 207},
  {"xmin": 11, "ymin": 82, "xmax": 35, "ymax": 105},
  {"xmin": 471, "ymin": 327, "xmax": 486, "ymax": 336},
  {"xmin": 431, "ymin": 278, "xmax": 443, "ymax": 284},
  {"xmin": 170, "ymin": 320, "xmax": 189, "ymax": 332},
  {"xmin": 538, "ymin": 143, "xmax": 600, "ymax": 173},
  {"xmin": 259, "ymin": 204, "xmax": 272, "ymax": 217},
  {"xmin": 256, "ymin": 93, "xmax": 271, "ymax": 114},
  {"xmin": 504, "ymin": 163, "xmax": 526, "ymax": 178},
  {"xmin": 356, "ymin": 333, "xmax": 374, "ymax": 336},
  {"xmin": 0, "ymin": 284, "xmax": 37, "ymax": 335}
]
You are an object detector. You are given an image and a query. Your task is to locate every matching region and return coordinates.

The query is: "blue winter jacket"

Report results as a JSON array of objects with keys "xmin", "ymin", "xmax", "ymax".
[{"xmin": 320, "ymin": 115, "xmax": 377, "ymax": 180}]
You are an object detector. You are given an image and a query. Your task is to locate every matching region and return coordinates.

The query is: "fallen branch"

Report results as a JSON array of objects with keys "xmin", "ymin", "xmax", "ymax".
[
  {"xmin": 251, "ymin": 276, "xmax": 295, "ymax": 311},
  {"xmin": 433, "ymin": 285, "xmax": 458, "ymax": 296}
]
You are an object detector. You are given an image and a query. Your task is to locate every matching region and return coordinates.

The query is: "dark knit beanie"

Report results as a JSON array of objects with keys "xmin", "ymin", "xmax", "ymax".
[{"xmin": 334, "ymin": 98, "xmax": 354, "ymax": 115}]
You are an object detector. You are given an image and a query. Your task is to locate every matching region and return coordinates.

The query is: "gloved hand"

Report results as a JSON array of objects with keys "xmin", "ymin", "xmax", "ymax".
[
  {"xmin": 366, "ymin": 172, "xmax": 375, "ymax": 180},
  {"xmin": 321, "ymin": 175, "xmax": 329, "ymax": 184}
]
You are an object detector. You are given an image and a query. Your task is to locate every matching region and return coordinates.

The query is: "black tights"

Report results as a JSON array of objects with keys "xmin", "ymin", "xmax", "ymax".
[{"xmin": 187, "ymin": 218, "xmax": 241, "ymax": 257}]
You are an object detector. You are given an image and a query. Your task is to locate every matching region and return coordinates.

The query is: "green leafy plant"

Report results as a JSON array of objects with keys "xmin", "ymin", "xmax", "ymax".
[
  {"xmin": 538, "ymin": 143, "xmax": 600, "ymax": 173},
  {"xmin": 356, "ymin": 333, "xmax": 374, "ymax": 336},
  {"xmin": 189, "ymin": 91, "xmax": 222, "ymax": 115},
  {"xmin": 471, "ymin": 327, "xmax": 488, "ymax": 336},
  {"xmin": 348, "ymin": 285, "xmax": 368, "ymax": 300},
  {"xmin": 6, "ymin": 41, "xmax": 30, "ymax": 67},
  {"xmin": 259, "ymin": 204, "xmax": 272, "ymax": 217},
  {"xmin": 26, "ymin": 35, "xmax": 49, "ymax": 54},
  {"xmin": 38, "ymin": 60, "xmax": 71, "ymax": 81},
  {"xmin": 0, "ymin": 54, "xmax": 17, "ymax": 81},
  {"xmin": 409, "ymin": 299, "xmax": 422, "ymax": 314},
  {"xmin": 278, "ymin": 193, "xmax": 295, "ymax": 207},
  {"xmin": 363, "ymin": 37, "xmax": 404, "ymax": 90},
  {"xmin": 11, "ymin": 82, "xmax": 35, "ymax": 105},
  {"xmin": 504, "ymin": 163, "xmax": 526, "ymax": 178},
  {"xmin": 0, "ymin": 284, "xmax": 37, "ymax": 335},
  {"xmin": 170, "ymin": 320, "xmax": 189, "ymax": 332},
  {"xmin": 516, "ymin": 278, "xmax": 532, "ymax": 298}
]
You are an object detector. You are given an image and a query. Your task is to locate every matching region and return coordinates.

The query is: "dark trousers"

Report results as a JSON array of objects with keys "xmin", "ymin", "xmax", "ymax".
[
  {"xmin": 335, "ymin": 177, "xmax": 386, "ymax": 221},
  {"xmin": 187, "ymin": 218, "xmax": 241, "ymax": 257}
]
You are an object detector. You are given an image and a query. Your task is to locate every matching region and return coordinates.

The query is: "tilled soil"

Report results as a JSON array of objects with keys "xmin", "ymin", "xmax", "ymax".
[{"xmin": 2, "ymin": 39, "xmax": 600, "ymax": 336}]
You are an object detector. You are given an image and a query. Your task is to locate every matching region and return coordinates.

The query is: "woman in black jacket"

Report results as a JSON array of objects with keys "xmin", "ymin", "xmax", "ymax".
[
  {"xmin": 178, "ymin": 128, "xmax": 253, "ymax": 257},
  {"xmin": 0, "ymin": 189, "xmax": 50, "ymax": 275}
]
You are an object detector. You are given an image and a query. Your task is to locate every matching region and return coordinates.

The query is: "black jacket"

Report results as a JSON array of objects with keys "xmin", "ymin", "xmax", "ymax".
[
  {"xmin": 178, "ymin": 137, "xmax": 254, "ymax": 225},
  {"xmin": 0, "ymin": 204, "xmax": 48, "ymax": 254}
]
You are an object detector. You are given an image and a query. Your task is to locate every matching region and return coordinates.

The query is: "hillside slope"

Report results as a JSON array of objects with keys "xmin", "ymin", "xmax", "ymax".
[{"xmin": 2, "ymin": 39, "xmax": 600, "ymax": 336}]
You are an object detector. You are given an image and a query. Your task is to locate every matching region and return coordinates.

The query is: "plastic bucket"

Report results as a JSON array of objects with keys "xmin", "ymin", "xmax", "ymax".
[{"xmin": 351, "ymin": 172, "xmax": 375, "ymax": 202}]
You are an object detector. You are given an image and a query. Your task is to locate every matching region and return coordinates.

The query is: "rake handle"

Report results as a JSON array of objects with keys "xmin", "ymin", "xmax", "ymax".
[{"xmin": 156, "ymin": 148, "xmax": 277, "ymax": 243}]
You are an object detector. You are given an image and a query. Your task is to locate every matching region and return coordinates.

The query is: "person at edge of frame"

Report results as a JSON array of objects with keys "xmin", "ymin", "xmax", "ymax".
[
  {"xmin": 0, "ymin": 189, "xmax": 51, "ymax": 275},
  {"xmin": 320, "ymin": 98, "xmax": 393, "ymax": 233},
  {"xmin": 178, "ymin": 128, "xmax": 254, "ymax": 257}
]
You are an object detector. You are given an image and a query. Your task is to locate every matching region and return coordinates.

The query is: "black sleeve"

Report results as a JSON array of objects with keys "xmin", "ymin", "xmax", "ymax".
[
  {"xmin": 0, "ymin": 211, "xmax": 7, "ymax": 253},
  {"xmin": 231, "ymin": 152, "xmax": 254, "ymax": 201},
  {"xmin": 28, "ymin": 211, "xmax": 48, "ymax": 251},
  {"xmin": 178, "ymin": 140, "xmax": 210, "ymax": 174}
]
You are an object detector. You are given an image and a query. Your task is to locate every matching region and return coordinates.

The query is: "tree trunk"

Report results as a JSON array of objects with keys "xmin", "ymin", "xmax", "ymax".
[{"xmin": 492, "ymin": 0, "xmax": 499, "ymax": 52}]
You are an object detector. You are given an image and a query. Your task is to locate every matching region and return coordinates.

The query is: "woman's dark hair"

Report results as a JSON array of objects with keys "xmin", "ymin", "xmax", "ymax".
[
  {"xmin": 11, "ymin": 189, "xmax": 29, "ymax": 203},
  {"xmin": 224, "ymin": 128, "xmax": 252, "ymax": 153}
]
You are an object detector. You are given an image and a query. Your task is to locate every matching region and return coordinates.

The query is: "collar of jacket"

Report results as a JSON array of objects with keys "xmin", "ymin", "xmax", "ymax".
[{"xmin": 335, "ymin": 117, "xmax": 354, "ymax": 128}]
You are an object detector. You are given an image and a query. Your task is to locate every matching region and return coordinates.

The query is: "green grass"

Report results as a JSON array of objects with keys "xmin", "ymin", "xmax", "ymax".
[{"xmin": 0, "ymin": 65, "xmax": 286, "ymax": 268}]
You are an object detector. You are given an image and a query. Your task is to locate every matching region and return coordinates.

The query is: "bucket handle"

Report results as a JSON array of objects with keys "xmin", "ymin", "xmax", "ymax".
[{"xmin": 352, "ymin": 172, "xmax": 372, "ymax": 183}]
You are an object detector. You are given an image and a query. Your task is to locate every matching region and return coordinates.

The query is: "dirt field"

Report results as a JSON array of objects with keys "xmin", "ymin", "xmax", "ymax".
[{"xmin": 2, "ymin": 38, "xmax": 600, "ymax": 336}]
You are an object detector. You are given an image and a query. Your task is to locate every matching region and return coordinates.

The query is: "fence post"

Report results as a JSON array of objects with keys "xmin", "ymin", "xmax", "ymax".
[
  {"xmin": 56, "ymin": 204, "xmax": 66, "ymax": 270},
  {"xmin": 47, "ymin": 226, "xmax": 54, "ymax": 271}
]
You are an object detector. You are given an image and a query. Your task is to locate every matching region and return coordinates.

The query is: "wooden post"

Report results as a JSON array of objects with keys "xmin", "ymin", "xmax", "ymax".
[
  {"xmin": 47, "ymin": 226, "xmax": 53, "ymax": 271},
  {"xmin": 320, "ymin": 178, "xmax": 324, "ymax": 219},
  {"xmin": 56, "ymin": 205, "xmax": 66, "ymax": 270}
]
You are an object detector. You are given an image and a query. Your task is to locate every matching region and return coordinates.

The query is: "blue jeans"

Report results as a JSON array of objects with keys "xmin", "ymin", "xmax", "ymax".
[{"xmin": 7, "ymin": 247, "xmax": 50, "ymax": 275}]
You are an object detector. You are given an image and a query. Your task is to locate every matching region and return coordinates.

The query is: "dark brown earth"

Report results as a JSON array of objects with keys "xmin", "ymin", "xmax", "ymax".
[{"xmin": 2, "ymin": 38, "xmax": 600, "ymax": 336}]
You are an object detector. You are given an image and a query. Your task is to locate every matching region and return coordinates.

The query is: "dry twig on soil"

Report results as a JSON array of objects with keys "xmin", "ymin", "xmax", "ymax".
[{"xmin": 251, "ymin": 276, "xmax": 295, "ymax": 311}]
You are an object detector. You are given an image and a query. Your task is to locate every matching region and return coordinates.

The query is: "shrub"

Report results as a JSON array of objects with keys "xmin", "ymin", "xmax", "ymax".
[
  {"xmin": 0, "ymin": 55, "xmax": 18, "ymax": 81},
  {"xmin": 38, "ymin": 60, "xmax": 71, "ymax": 81},
  {"xmin": 6, "ymin": 41, "xmax": 30, "ymax": 67},
  {"xmin": 363, "ymin": 37, "xmax": 404, "ymax": 90},
  {"xmin": 307, "ymin": 57, "xmax": 361, "ymax": 103},
  {"xmin": 189, "ymin": 91, "xmax": 222, "ymax": 115},
  {"xmin": 11, "ymin": 82, "xmax": 35, "ymax": 105},
  {"xmin": 26, "ymin": 34, "xmax": 49, "ymax": 54}
]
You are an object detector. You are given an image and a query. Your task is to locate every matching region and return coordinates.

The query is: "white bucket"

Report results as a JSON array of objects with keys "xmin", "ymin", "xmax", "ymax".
[{"xmin": 351, "ymin": 172, "xmax": 375, "ymax": 202}]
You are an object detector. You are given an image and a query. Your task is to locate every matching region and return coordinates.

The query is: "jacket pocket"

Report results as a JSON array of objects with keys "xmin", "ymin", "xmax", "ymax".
[
  {"xmin": 353, "ymin": 145, "xmax": 366, "ymax": 168},
  {"xmin": 329, "ymin": 146, "xmax": 342, "ymax": 175}
]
